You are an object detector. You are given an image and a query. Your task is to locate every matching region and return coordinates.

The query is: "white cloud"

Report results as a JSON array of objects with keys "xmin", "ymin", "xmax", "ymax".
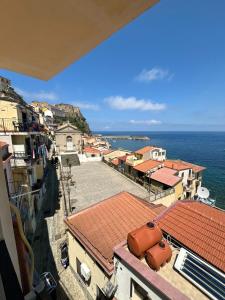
[
  {"xmin": 105, "ymin": 96, "xmax": 166, "ymax": 111},
  {"xmin": 129, "ymin": 119, "xmax": 162, "ymax": 125},
  {"xmin": 72, "ymin": 102, "xmax": 99, "ymax": 111},
  {"xmin": 15, "ymin": 88, "xmax": 58, "ymax": 101},
  {"xmin": 136, "ymin": 67, "xmax": 172, "ymax": 82}
]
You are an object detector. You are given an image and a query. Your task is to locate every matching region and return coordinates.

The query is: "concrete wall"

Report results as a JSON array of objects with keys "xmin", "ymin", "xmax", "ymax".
[
  {"xmin": 0, "ymin": 157, "xmax": 21, "ymax": 286},
  {"xmin": 174, "ymin": 181, "xmax": 183, "ymax": 200},
  {"xmin": 79, "ymin": 154, "xmax": 102, "ymax": 163},
  {"xmin": 114, "ymin": 256, "xmax": 163, "ymax": 300},
  {"xmin": 3, "ymin": 156, "xmax": 14, "ymax": 195},
  {"xmin": 152, "ymin": 192, "xmax": 176, "ymax": 207},
  {"xmin": 67, "ymin": 231, "xmax": 112, "ymax": 299},
  {"xmin": 55, "ymin": 132, "xmax": 82, "ymax": 153}
]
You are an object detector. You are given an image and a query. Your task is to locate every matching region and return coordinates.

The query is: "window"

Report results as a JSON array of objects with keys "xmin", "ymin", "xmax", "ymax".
[
  {"xmin": 76, "ymin": 257, "xmax": 82, "ymax": 277},
  {"xmin": 66, "ymin": 136, "xmax": 72, "ymax": 142},
  {"xmin": 96, "ymin": 286, "xmax": 107, "ymax": 300},
  {"xmin": 130, "ymin": 279, "xmax": 151, "ymax": 300}
]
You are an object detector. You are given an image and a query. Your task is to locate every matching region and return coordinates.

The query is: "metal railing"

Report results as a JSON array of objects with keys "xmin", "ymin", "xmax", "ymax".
[
  {"xmin": 0, "ymin": 118, "xmax": 40, "ymax": 132},
  {"xmin": 13, "ymin": 151, "xmax": 31, "ymax": 159}
]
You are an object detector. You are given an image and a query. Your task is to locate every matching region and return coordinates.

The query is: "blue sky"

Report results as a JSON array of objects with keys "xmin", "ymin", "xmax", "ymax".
[{"xmin": 1, "ymin": 0, "xmax": 225, "ymax": 131}]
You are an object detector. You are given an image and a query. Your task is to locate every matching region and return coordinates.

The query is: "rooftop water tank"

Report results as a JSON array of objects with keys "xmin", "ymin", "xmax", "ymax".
[
  {"xmin": 145, "ymin": 240, "xmax": 172, "ymax": 271},
  {"xmin": 127, "ymin": 222, "xmax": 162, "ymax": 258}
]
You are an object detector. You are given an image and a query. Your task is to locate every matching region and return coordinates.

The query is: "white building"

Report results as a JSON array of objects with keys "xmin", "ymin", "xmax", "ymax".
[{"xmin": 135, "ymin": 146, "xmax": 167, "ymax": 162}]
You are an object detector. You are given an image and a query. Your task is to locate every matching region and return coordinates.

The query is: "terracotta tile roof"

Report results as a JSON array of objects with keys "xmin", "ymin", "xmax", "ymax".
[
  {"xmin": 84, "ymin": 147, "xmax": 100, "ymax": 154},
  {"xmin": 134, "ymin": 159, "xmax": 162, "ymax": 173},
  {"xmin": 164, "ymin": 160, "xmax": 205, "ymax": 173},
  {"xmin": 111, "ymin": 158, "xmax": 119, "ymax": 166},
  {"xmin": 155, "ymin": 200, "xmax": 225, "ymax": 272},
  {"xmin": 65, "ymin": 192, "xmax": 160, "ymax": 274},
  {"xmin": 180, "ymin": 160, "xmax": 206, "ymax": 173},
  {"xmin": 101, "ymin": 149, "xmax": 112, "ymax": 155},
  {"xmin": 135, "ymin": 145, "xmax": 158, "ymax": 155},
  {"xmin": 150, "ymin": 167, "xmax": 181, "ymax": 187},
  {"xmin": 0, "ymin": 141, "xmax": 8, "ymax": 149}
]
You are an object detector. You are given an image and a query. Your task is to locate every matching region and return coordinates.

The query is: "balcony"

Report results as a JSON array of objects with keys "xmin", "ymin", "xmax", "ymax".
[
  {"xmin": 11, "ymin": 151, "xmax": 31, "ymax": 167},
  {"xmin": 0, "ymin": 118, "xmax": 41, "ymax": 133},
  {"xmin": 188, "ymin": 174, "xmax": 195, "ymax": 181}
]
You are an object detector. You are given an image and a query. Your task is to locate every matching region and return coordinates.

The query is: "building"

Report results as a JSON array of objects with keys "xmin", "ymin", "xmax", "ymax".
[
  {"xmin": 132, "ymin": 159, "xmax": 163, "ymax": 185},
  {"xmin": 135, "ymin": 145, "xmax": 167, "ymax": 162},
  {"xmin": 0, "ymin": 1, "xmax": 160, "ymax": 298},
  {"xmin": 83, "ymin": 147, "xmax": 101, "ymax": 158},
  {"xmin": 55, "ymin": 122, "xmax": 82, "ymax": 154},
  {"xmin": 0, "ymin": 141, "xmax": 14, "ymax": 195},
  {"xmin": 164, "ymin": 160, "xmax": 206, "ymax": 198},
  {"xmin": 114, "ymin": 200, "xmax": 225, "ymax": 300},
  {"xmin": 0, "ymin": 79, "xmax": 49, "ymax": 238},
  {"xmin": 150, "ymin": 167, "xmax": 183, "ymax": 202},
  {"xmin": 65, "ymin": 192, "xmax": 165, "ymax": 300},
  {"xmin": 103, "ymin": 149, "xmax": 131, "ymax": 164}
]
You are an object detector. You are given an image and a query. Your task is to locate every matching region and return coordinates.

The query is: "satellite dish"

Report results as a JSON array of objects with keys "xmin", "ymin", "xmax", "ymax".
[{"xmin": 197, "ymin": 186, "xmax": 210, "ymax": 199}]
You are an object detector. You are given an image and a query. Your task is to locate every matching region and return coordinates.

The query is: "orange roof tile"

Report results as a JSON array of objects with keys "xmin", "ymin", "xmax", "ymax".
[
  {"xmin": 111, "ymin": 158, "xmax": 119, "ymax": 166},
  {"xmin": 164, "ymin": 160, "xmax": 205, "ymax": 173},
  {"xmin": 150, "ymin": 167, "xmax": 181, "ymax": 187},
  {"xmin": 101, "ymin": 149, "xmax": 112, "ymax": 155},
  {"xmin": 156, "ymin": 200, "xmax": 225, "ymax": 272},
  {"xmin": 135, "ymin": 145, "xmax": 158, "ymax": 155},
  {"xmin": 84, "ymin": 147, "xmax": 100, "ymax": 154},
  {"xmin": 134, "ymin": 159, "xmax": 162, "ymax": 173},
  {"xmin": 65, "ymin": 192, "xmax": 161, "ymax": 274}
]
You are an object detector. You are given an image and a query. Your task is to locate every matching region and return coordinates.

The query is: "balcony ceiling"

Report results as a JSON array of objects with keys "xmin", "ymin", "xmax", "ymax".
[{"xmin": 0, "ymin": 0, "xmax": 158, "ymax": 80}]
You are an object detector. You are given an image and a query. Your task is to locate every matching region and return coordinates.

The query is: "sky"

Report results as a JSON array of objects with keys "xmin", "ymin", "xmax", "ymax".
[{"xmin": 1, "ymin": 0, "xmax": 225, "ymax": 132}]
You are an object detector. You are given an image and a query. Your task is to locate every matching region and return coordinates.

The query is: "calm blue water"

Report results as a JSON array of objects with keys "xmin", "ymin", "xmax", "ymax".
[{"xmin": 96, "ymin": 131, "xmax": 225, "ymax": 209}]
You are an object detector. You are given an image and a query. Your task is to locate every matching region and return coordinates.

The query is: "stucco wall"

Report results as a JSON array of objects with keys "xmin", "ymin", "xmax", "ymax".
[
  {"xmin": 174, "ymin": 181, "xmax": 183, "ymax": 199},
  {"xmin": 55, "ymin": 132, "xmax": 82, "ymax": 153},
  {"xmin": 152, "ymin": 192, "xmax": 176, "ymax": 207},
  {"xmin": 67, "ymin": 231, "xmax": 112, "ymax": 299},
  {"xmin": 0, "ymin": 101, "xmax": 18, "ymax": 120},
  {"xmin": 0, "ymin": 157, "xmax": 21, "ymax": 286},
  {"xmin": 114, "ymin": 256, "xmax": 163, "ymax": 300}
]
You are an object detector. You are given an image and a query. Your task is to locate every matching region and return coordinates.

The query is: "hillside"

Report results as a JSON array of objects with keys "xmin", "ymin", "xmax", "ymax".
[{"xmin": 54, "ymin": 103, "xmax": 91, "ymax": 134}]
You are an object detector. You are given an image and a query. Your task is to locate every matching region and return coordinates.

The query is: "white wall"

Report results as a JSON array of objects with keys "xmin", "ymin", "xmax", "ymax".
[
  {"xmin": 114, "ymin": 257, "xmax": 163, "ymax": 300},
  {"xmin": 78, "ymin": 154, "xmax": 102, "ymax": 162}
]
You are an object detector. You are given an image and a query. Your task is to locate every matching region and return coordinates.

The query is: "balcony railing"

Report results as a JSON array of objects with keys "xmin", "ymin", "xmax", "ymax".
[
  {"xmin": 0, "ymin": 118, "xmax": 41, "ymax": 132},
  {"xmin": 13, "ymin": 151, "xmax": 31, "ymax": 160}
]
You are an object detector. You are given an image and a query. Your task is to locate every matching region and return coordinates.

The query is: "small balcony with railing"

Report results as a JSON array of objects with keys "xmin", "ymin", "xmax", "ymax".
[
  {"xmin": 11, "ymin": 151, "xmax": 32, "ymax": 167},
  {"xmin": 0, "ymin": 117, "xmax": 41, "ymax": 133}
]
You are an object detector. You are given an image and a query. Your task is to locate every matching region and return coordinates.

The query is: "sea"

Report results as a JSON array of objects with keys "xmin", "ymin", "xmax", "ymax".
[{"xmin": 96, "ymin": 131, "xmax": 225, "ymax": 210}]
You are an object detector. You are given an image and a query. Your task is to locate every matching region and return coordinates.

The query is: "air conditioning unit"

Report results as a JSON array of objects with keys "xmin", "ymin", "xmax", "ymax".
[
  {"xmin": 80, "ymin": 263, "xmax": 91, "ymax": 282},
  {"xmin": 174, "ymin": 248, "xmax": 225, "ymax": 300}
]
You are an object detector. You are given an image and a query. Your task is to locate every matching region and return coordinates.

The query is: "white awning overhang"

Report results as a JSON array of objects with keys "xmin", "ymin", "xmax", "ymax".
[{"xmin": 0, "ymin": 0, "xmax": 158, "ymax": 80}]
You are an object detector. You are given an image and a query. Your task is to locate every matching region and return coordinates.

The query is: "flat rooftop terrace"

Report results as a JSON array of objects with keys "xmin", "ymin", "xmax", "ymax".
[{"xmin": 69, "ymin": 161, "xmax": 149, "ymax": 211}]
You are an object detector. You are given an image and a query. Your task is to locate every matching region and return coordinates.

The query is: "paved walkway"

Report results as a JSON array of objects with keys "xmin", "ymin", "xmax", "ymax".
[
  {"xmin": 69, "ymin": 161, "xmax": 149, "ymax": 212},
  {"xmin": 32, "ymin": 161, "xmax": 150, "ymax": 299},
  {"xmin": 32, "ymin": 163, "xmax": 86, "ymax": 299}
]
